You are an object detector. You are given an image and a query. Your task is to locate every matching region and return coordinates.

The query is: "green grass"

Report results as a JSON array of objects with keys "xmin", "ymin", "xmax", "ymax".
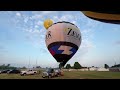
[
  {"xmin": 0, "ymin": 71, "xmax": 120, "ymax": 79},
  {"xmin": 56, "ymin": 71, "xmax": 120, "ymax": 79},
  {"xmin": 0, "ymin": 73, "xmax": 43, "ymax": 79}
]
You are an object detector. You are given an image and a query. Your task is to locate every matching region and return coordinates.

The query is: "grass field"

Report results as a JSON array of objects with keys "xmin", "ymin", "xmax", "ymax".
[{"xmin": 0, "ymin": 71, "xmax": 120, "ymax": 79}]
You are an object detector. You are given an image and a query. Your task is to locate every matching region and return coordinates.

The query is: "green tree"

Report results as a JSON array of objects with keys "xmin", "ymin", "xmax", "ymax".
[
  {"xmin": 74, "ymin": 62, "xmax": 82, "ymax": 69},
  {"xmin": 36, "ymin": 66, "xmax": 41, "ymax": 68},
  {"xmin": 22, "ymin": 66, "xmax": 26, "ymax": 69},
  {"xmin": 7, "ymin": 64, "xmax": 10, "ymax": 67},
  {"xmin": 65, "ymin": 64, "xmax": 71, "ymax": 69},
  {"xmin": 104, "ymin": 64, "xmax": 109, "ymax": 69},
  {"xmin": 0, "ymin": 64, "xmax": 17, "ymax": 70}
]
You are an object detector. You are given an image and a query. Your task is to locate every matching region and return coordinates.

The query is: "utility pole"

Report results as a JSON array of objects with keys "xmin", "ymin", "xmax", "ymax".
[
  {"xmin": 36, "ymin": 59, "xmax": 37, "ymax": 68},
  {"xmin": 28, "ymin": 57, "xmax": 30, "ymax": 69},
  {"xmin": 113, "ymin": 57, "xmax": 116, "ymax": 66}
]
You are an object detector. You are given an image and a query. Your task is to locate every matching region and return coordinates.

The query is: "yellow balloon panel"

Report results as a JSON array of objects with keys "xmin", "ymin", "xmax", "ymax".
[{"xmin": 44, "ymin": 19, "xmax": 53, "ymax": 29}]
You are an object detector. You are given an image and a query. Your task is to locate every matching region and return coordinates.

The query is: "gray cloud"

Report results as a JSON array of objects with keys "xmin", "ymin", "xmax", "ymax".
[
  {"xmin": 114, "ymin": 41, "xmax": 120, "ymax": 45},
  {"xmin": 0, "ymin": 45, "xmax": 8, "ymax": 57},
  {"xmin": 0, "ymin": 45, "xmax": 7, "ymax": 52},
  {"xmin": 0, "ymin": 45, "xmax": 4, "ymax": 49}
]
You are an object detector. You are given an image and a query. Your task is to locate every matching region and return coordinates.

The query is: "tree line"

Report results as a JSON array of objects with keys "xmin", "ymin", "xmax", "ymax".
[
  {"xmin": 104, "ymin": 63, "xmax": 120, "ymax": 68},
  {"xmin": 0, "ymin": 64, "xmax": 17, "ymax": 70},
  {"xmin": 65, "ymin": 62, "xmax": 82, "ymax": 69},
  {"xmin": 65, "ymin": 63, "xmax": 120, "ymax": 69},
  {"xmin": 1, "ymin": 63, "xmax": 119, "ymax": 70},
  {"xmin": 0, "ymin": 64, "xmax": 42, "ymax": 70}
]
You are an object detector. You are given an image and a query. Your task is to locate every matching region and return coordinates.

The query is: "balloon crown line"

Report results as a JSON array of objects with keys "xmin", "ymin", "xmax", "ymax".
[{"xmin": 48, "ymin": 21, "xmax": 78, "ymax": 29}]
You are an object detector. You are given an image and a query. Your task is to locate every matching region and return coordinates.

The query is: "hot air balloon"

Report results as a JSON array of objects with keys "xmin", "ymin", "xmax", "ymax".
[
  {"xmin": 81, "ymin": 11, "xmax": 120, "ymax": 24},
  {"xmin": 44, "ymin": 19, "xmax": 53, "ymax": 29},
  {"xmin": 44, "ymin": 20, "xmax": 82, "ymax": 69}
]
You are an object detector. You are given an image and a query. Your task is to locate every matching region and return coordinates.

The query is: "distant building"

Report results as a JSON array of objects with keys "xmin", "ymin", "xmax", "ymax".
[{"xmin": 97, "ymin": 67, "xmax": 109, "ymax": 71}]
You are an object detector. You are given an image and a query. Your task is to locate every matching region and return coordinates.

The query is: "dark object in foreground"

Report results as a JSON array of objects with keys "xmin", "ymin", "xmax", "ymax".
[{"xmin": 82, "ymin": 11, "xmax": 120, "ymax": 24}]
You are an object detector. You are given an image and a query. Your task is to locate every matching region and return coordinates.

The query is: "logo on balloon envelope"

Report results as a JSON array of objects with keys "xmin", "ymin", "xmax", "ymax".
[
  {"xmin": 49, "ymin": 45, "xmax": 77, "ymax": 56},
  {"xmin": 49, "ymin": 45, "xmax": 64, "ymax": 56},
  {"xmin": 69, "ymin": 47, "xmax": 77, "ymax": 56},
  {"xmin": 48, "ymin": 41, "xmax": 78, "ymax": 64}
]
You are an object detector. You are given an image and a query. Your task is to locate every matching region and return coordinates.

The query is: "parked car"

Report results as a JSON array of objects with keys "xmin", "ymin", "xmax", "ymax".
[
  {"xmin": 0, "ymin": 71, "xmax": 1, "ymax": 74},
  {"xmin": 20, "ymin": 69, "xmax": 37, "ymax": 76},
  {"xmin": 42, "ymin": 68, "xmax": 54, "ymax": 78},
  {"xmin": 54, "ymin": 69, "xmax": 63, "ymax": 76},
  {"xmin": 1, "ymin": 70, "xmax": 11, "ymax": 73},
  {"xmin": 7, "ymin": 69, "xmax": 21, "ymax": 74},
  {"xmin": 42, "ymin": 68, "xmax": 63, "ymax": 78}
]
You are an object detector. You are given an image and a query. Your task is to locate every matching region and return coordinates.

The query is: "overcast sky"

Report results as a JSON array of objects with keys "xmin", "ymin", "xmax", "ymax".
[{"xmin": 0, "ymin": 11, "xmax": 120, "ymax": 68}]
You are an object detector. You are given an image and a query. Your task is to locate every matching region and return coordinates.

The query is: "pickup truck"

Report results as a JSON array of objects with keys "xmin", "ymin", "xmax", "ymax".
[{"xmin": 20, "ymin": 69, "xmax": 37, "ymax": 76}]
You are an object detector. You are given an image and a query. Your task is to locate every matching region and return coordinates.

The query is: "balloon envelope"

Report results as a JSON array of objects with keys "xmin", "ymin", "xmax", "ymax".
[
  {"xmin": 82, "ymin": 11, "xmax": 120, "ymax": 24},
  {"xmin": 45, "ymin": 21, "xmax": 81, "ymax": 67}
]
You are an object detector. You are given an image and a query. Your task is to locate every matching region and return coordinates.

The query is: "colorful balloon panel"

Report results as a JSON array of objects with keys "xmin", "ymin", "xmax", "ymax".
[{"xmin": 45, "ymin": 21, "xmax": 81, "ymax": 66}]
